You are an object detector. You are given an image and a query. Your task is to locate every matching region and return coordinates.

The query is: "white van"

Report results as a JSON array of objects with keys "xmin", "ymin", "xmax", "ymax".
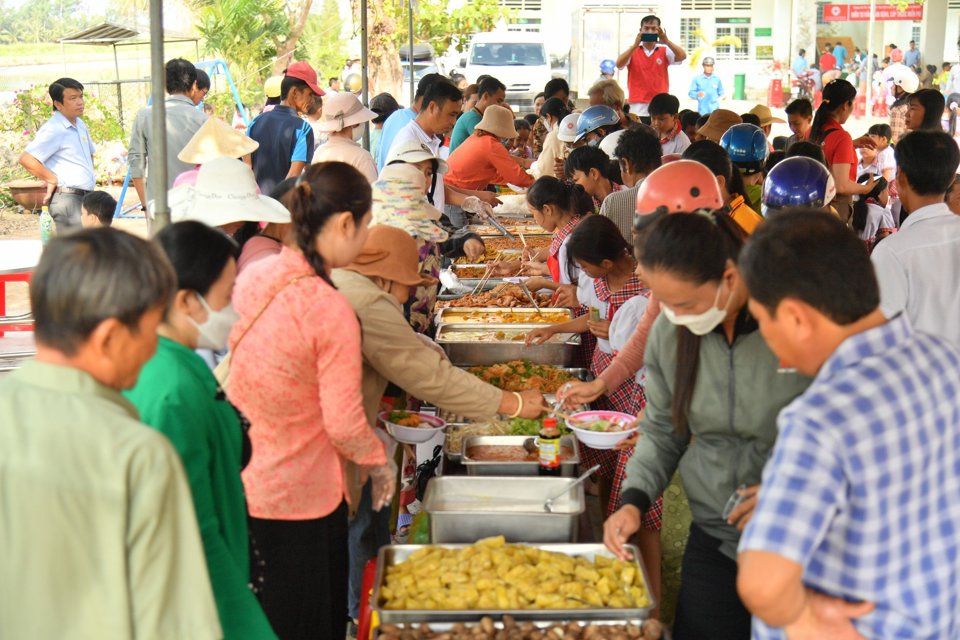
[{"xmin": 461, "ymin": 32, "xmax": 553, "ymax": 113}]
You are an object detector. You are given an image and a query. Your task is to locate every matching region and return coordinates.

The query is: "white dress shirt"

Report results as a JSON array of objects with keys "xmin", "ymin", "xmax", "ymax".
[
  {"xmin": 385, "ymin": 119, "xmax": 446, "ymax": 210},
  {"xmin": 872, "ymin": 201, "xmax": 960, "ymax": 345}
]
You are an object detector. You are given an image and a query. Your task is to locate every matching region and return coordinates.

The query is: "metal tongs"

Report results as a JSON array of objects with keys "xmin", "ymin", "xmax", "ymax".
[
  {"xmin": 485, "ymin": 215, "xmax": 516, "ymax": 239},
  {"xmin": 518, "ymin": 281, "xmax": 543, "ymax": 316},
  {"xmin": 461, "ymin": 197, "xmax": 515, "ymax": 239}
]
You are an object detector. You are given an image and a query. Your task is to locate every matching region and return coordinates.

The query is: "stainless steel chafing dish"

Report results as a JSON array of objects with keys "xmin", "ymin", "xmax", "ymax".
[
  {"xmin": 436, "ymin": 306, "xmax": 573, "ymax": 327},
  {"xmin": 373, "ymin": 543, "xmax": 655, "ymax": 624},
  {"xmin": 460, "ymin": 435, "xmax": 580, "ymax": 477},
  {"xmin": 435, "ymin": 324, "xmax": 580, "ymax": 367},
  {"xmin": 422, "ymin": 476, "xmax": 583, "ymax": 543}
]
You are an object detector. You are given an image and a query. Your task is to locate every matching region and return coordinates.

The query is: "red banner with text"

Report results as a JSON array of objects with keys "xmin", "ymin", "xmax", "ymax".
[{"xmin": 822, "ymin": 3, "xmax": 924, "ymax": 22}]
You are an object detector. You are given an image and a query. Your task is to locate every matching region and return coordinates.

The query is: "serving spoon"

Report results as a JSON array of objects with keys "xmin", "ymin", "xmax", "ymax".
[{"xmin": 544, "ymin": 464, "xmax": 600, "ymax": 513}]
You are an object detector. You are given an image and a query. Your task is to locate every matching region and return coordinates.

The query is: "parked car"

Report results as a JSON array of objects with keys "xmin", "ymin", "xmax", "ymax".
[
  {"xmin": 460, "ymin": 31, "xmax": 552, "ymax": 113},
  {"xmin": 401, "ymin": 43, "xmax": 440, "ymax": 85}
]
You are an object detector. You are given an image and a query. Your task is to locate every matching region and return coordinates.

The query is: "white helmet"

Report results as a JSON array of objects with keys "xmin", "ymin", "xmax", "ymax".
[
  {"xmin": 557, "ymin": 112, "xmax": 582, "ymax": 143},
  {"xmin": 889, "ymin": 64, "xmax": 920, "ymax": 94}
]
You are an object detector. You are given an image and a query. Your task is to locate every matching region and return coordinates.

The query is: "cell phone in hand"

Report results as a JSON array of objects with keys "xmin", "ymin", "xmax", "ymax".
[{"xmin": 641, "ymin": 32, "xmax": 659, "ymax": 43}]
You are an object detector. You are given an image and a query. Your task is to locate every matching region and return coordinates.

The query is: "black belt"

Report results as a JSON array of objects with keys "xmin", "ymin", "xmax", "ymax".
[{"xmin": 55, "ymin": 186, "xmax": 92, "ymax": 196}]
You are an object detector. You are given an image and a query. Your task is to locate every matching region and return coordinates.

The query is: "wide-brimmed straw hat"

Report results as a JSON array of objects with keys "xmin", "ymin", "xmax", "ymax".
[
  {"xmin": 697, "ymin": 109, "xmax": 742, "ymax": 143},
  {"xmin": 178, "ymin": 117, "xmax": 259, "ymax": 164},
  {"xmin": 344, "ymin": 224, "xmax": 438, "ymax": 287},
  {"xmin": 748, "ymin": 104, "xmax": 786, "ymax": 127},
  {"xmin": 475, "ymin": 104, "xmax": 518, "ymax": 139},
  {"xmin": 169, "ymin": 157, "xmax": 290, "ymax": 226},
  {"xmin": 319, "ymin": 92, "xmax": 378, "ymax": 132},
  {"xmin": 372, "ymin": 164, "xmax": 448, "ymax": 242}
]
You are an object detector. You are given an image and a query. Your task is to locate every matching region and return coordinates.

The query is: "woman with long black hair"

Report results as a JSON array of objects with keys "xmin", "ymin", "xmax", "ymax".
[
  {"xmin": 905, "ymin": 88, "xmax": 947, "ymax": 132},
  {"xmin": 808, "ymin": 79, "xmax": 880, "ymax": 222},
  {"xmin": 604, "ymin": 211, "xmax": 809, "ymax": 639}
]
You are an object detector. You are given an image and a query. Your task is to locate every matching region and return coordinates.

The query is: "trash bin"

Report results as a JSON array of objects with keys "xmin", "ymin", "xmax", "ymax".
[{"xmin": 734, "ymin": 73, "xmax": 746, "ymax": 100}]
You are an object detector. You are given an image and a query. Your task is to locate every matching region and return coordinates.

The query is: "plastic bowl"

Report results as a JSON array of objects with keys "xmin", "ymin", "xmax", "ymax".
[
  {"xmin": 379, "ymin": 411, "xmax": 447, "ymax": 444},
  {"xmin": 569, "ymin": 410, "xmax": 638, "ymax": 450}
]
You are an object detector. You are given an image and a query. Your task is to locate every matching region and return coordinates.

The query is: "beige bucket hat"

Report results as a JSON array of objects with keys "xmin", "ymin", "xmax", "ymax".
[{"xmin": 475, "ymin": 105, "xmax": 518, "ymax": 139}]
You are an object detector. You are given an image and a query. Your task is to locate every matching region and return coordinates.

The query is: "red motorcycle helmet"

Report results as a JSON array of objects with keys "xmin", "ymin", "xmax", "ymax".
[{"xmin": 635, "ymin": 160, "xmax": 724, "ymax": 231}]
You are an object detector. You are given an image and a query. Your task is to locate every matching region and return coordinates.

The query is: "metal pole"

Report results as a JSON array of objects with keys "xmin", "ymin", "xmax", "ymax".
[
  {"xmin": 408, "ymin": 0, "xmax": 415, "ymax": 106},
  {"xmin": 865, "ymin": 0, "xmax": 876, "ymax": 119},
  {"xmin": 113, "ymin": 44, "xmax": 123, "ymax": 129},
  {"xmin": 148, "ymin": 0, "xmax": 169, "ymax": 231},
  {"xmin": 361, "ymin": 0, "xmax": 370, "ymax": 151}
]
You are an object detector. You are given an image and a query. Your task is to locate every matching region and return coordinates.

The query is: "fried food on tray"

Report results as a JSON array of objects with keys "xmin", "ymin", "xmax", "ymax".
[
  {"xmin": 456, "ymin": 236, "xmax": 551, "ymax": 263},
  {"xmin": 379, "ymin": 536, "xmax": 651, "ymax": 611},
  {"xmin": 436, "ymin": 284, "xmax": 551, "ymax": 309},
  {"xmin": 454, "ymin": 266, "xmax": 491, "ymax": 278},
  {"xmin": 440, "ymin": 309, "xmax": 570, "ymax": 324},
  {"xmin": 468, "ymin": 360, "xmax": 575, "ymax": 393}
]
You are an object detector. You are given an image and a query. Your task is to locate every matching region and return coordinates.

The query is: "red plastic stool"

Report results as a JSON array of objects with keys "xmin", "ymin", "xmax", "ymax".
[
  {"xmin": 0, "ymin": 272, "xmax": 33, "ymax": 337},
  {"xmin": 356, "ymin": 558, "xmax": 379, "ymax": 640}
]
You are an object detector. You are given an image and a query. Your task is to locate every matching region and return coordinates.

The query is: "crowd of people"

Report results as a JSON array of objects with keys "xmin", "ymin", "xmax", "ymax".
[{"xmin": 6, "ymin": 11, "xmax": 960, "ymax": 640}]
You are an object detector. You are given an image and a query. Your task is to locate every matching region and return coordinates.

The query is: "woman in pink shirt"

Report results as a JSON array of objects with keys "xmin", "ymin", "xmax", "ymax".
[{"xmin": 226, "ymin": 161, "xmax": 393, "ymax": 640}]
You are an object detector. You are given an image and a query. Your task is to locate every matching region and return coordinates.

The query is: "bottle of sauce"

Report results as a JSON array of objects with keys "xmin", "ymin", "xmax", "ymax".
[
  {"xmin": 538, "ymin": 417, "xmax": 562, "ymax": 476},
  {"xmin": 39, "ymin": 206, "xmax": 55, "ymax": 245}
]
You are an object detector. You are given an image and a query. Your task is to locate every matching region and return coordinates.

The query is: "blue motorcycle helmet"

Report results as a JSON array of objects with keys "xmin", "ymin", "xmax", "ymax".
[
  {"xmin": 600, "ymin": 59, "xmax": 616, "ymax": 75},
  {"xmin": 720, "ymin": 123, "xmax": 769, "ymax": 174},
  {"xmin": 761, "ymin": 156, "xmax": 837, "ymax": 218},
  {"xmin": 575, "ymin": 105, "xmax": 621, "ymax": 143}
]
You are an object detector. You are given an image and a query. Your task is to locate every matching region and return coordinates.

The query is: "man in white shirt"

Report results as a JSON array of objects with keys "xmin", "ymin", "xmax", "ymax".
[
  {"xmin": 872, "ymin": 130, "xmax": 960, "ymax": 345},
  {"xmin": 19, "ymin": 78, "xmax": 96, "ymax": 231},
  {"xmin": 386, "ymin": 79, "xmax": 461, "ymax": 212},
  {"xmin": 386, "ymin": 78, "xmax": 499, "ymax": 226}
]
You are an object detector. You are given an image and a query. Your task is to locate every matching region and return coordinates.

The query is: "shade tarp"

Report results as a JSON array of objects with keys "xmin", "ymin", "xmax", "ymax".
[{"xmin": 57, "ymin": 22, "xmax": 139, "ymax": 45}]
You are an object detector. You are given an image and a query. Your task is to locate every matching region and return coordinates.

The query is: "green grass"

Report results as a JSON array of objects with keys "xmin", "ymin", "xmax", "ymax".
[{"xmin": 0, "ymin": 41, "xmax": 201, "ymax": 66}]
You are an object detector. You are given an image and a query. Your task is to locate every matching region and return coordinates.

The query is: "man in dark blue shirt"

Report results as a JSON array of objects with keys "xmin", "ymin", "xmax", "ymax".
[{"xmin": 248, "ymin": 61, "xmax": 324, "ymax": 195}]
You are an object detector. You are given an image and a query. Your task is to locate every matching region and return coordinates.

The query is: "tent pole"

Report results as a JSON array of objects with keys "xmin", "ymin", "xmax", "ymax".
[
  {"xmin": 149, "ymin": 0, "xmax": 169, "ymax": 231},
  {"xmin": 114, "ymin": 43, "xmax": 124, "ymax": 129},
  {"xmin": 865, "ymin": 0, "xmax": 875, "ymax": 118},
  {"xmin": 409, "ymin": 0, "xmax": 415, "ymax": 106},
  {"xmin": 361, "ymin": 0, "xmax": 370, "ymax": 151}
]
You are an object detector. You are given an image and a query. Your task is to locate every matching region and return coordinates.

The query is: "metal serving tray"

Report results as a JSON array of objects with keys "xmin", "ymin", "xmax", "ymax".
[
  {"xmin": 466, "ymin": 224, "xmax": 552, "ymax": 236},
  {"xmin": 422, "ymin": 476, "xmax": 583, "ymax": 543},
  {"xmin": 436, "ymin": 306, "xmax": 573, "ymax": 327},
  {"xmin": 461, "ymin": 435, "xmax": 580, "ymax": 477},
  {"xmin": 373, "ymin": 543, "xmax": 655, "ymax": 624},
  {"xmin": 436, "ymin": 324, "xmax": 580, "ymax": 367},
  {"xmin": 447, "ymin": 265, "xmax": 507, "ymax": 291},
  {"xmin": 459, "ymin": 364, "xmax": 591, "ymax": 404}
]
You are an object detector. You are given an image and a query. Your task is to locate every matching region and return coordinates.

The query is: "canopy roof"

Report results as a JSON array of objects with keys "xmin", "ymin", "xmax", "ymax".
[
  {"xmin": 58, "ymin": 22, "xmax": 139, "ymax": 45},
  {"xmin": 58, "ymin": 22, "xmax": 197, "ymax": 47}
]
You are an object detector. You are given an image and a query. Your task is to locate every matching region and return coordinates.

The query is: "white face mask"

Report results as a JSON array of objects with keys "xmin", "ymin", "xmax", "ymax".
[
  {"xmin": 661, "ymin": 279, "xmax": 731, "ymax": 336},
  {"xmin": 542, "ymin": 118, "xmax": 554, "ymax": 132},
  {"xmin": 190, "ymin": 293, "xmax": 240, "ymax": 351},
  {"xmin": 352, "ymin": 124, "xmax": 365, "ymax": 142}
]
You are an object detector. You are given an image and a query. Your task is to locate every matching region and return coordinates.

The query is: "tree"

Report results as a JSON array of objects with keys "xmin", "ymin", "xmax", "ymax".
[
  {"xmin": 299, "ymin": 0, "xmax": 348, "ymax": 82},
  {"xmin": 193, "ymin": 0, "xmax": 289, "ymax": 104},
  {"xmin": 350, "ymin": 0, "xmax": 511, "ymax": 100},
  {"xmin": 272, "ymin": 0, "xmax": 316, "ymax": 75}
]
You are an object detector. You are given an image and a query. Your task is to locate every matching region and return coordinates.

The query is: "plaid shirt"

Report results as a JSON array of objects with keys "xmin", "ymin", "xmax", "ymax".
[
  {"xmin": 889, "ymin": 102, "xmax": 908, "ymax": 145},
  {"xmin": 741, "ymin": 315, "xmax": 960, "ymax": 640}
]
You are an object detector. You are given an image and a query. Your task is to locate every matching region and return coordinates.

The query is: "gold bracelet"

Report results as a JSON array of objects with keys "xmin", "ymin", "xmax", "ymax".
[{"xmin": 508, "ymin": 391, "xmax": 524, "ymax": 418}]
